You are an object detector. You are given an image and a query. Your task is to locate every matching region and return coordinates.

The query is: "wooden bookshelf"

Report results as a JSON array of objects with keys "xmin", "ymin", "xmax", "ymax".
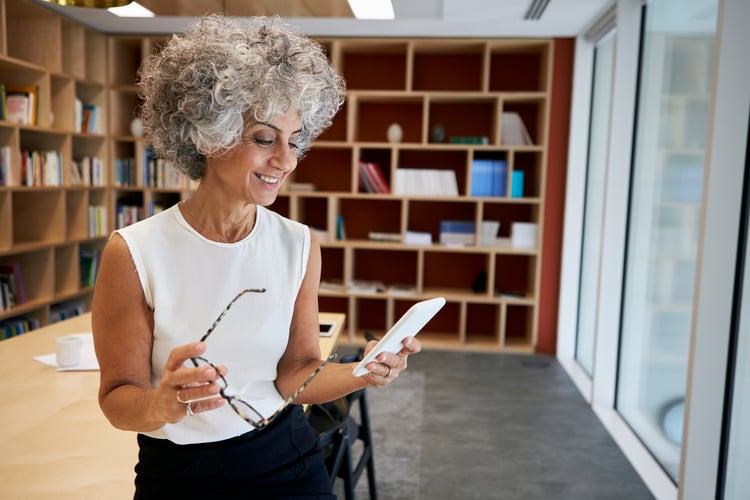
[
  {"xmin": 0, "ymin": 0, "xmax": 108, "ymax": 336},
  {"xmin": 0, "ymin": 0, "xmax": 554, "ymax": 352}
]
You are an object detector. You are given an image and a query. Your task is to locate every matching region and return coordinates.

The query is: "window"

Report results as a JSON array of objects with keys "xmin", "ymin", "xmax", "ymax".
[{"xmin": 615, "ymin": 0, "xmax": 718, "ymax": 482}]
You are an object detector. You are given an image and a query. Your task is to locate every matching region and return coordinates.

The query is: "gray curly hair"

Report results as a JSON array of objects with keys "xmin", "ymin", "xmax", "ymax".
[{"xmin": 137, "ymin": 15, "xmax": 346, "ymax": 180}]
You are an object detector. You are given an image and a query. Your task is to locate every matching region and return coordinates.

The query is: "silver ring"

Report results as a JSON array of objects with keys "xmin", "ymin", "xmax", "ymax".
[
  {"xmin": 186, "ymin": 402, "xmax": 194, "ymax": 417},
  {"xmin": 386, "ymin": 366, "xmax": 393, "ymax": 378},
  {"xmin": 176, "ymin": 390, "xmax": 189, "ymax": 404}
]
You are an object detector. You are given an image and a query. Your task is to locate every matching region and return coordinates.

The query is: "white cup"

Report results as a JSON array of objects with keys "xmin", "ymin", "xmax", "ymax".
[{"xmin": 56, "ymin": 335, "xmax": 83, "ymax": 368}]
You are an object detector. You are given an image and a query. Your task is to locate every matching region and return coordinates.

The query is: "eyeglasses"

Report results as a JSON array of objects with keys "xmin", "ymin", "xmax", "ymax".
[{"xmin": 190, "ymin": 288, "xmax": 334, "ymax": 430}]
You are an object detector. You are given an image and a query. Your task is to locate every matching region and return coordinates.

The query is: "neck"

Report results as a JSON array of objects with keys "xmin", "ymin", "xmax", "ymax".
[{"xmin": 180, "ymin": 195, "xmax": 257, "ymax": 243}]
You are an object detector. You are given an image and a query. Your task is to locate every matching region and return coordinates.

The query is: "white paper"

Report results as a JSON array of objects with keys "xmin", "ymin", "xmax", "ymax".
[{"xmin": 33, "ymin": 333, "xmax": 100, "ymax": 371}]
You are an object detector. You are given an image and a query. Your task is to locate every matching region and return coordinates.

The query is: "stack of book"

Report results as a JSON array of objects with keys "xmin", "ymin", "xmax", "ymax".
[
  {"xmin": 394, "ymin": 168, "xmax": 459, "ymax": 196},
  {"xmin": 439, "ymin": 220, "xmax": 476, "ymax": 247},
  {"xmin": 3, "ymin": 83, "xmax": 37, "ymax": 126},
  {"xmin": 80, "ymin": 248, "xmax": 101, "ymax": 287},
  {"xmin": 358, "ymin": 161, "xmax": 390, "ymax": 194},
  {"xmin": 72, "ymin": 156, "xmax": 105, "ymax": 186},
  {"xmin": 471, "ymin": 159, "xmax": 507, "ymax": 197},
  {"xmin": 20, "ymin": 150, "xmax": 62, "ymax": 186},
  {"xmin": 0, "ymin": 317, "xmax": 40, "ymax": 339},
  {"xmin": 88, "ymin": 205, "xmax": 108, "ymax": 237},
  {"xmin": 0, "ymin": 263, "xmax": 26, "ymax": 311}
]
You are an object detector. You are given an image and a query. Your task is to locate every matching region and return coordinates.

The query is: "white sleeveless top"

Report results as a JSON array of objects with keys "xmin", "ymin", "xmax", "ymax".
[{"xmin": 115, "ymin": 204, "xmax": 310, "ymax": 444}]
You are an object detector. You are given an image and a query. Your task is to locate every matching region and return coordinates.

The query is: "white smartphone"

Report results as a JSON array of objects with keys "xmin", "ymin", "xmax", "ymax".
[{"xmin": 353, "ymin": 296, "xmax": 446, "ymax": 377}]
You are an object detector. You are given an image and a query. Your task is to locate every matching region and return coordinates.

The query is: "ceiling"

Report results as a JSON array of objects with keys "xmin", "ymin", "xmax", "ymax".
[{"xmin": 33, "ymin": 0, "xmax": 613, "ymax": 37}]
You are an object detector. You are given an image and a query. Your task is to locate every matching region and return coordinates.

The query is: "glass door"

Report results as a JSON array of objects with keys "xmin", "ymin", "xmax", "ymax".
[
  {"xmin": 575, "ymin": 31, "xmax": 616, "ymax": 376},
  {"xmin": 615, "ymin": 0, "xmax": 718, "ymax": 482},
  {"xmin": 720, "ymin": 118, "xmax": 750, "ymax": 499}
]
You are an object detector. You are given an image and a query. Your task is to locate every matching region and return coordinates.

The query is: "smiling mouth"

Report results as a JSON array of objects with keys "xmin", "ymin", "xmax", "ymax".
[{"xmin": 255, "ymin": 173, "xmax": 280, "ymax": 184}]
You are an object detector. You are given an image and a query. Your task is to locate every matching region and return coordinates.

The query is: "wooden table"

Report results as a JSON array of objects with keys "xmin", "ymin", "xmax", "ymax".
[{"xmin": 0, "ymin": 311, "xmax": 344, "ymax": 500}]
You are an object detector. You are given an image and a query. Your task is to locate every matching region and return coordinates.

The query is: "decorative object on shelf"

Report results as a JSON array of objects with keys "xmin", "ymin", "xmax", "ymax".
[
  {"xmin": 386, "ymin": 122, "xmax": 403, "ymax": 143},
  {"xmin": 130, "ymin": 117, "xmax": 144, "ymax": 137},
  {"xmin": 430, "ymin": 123, "xmax": 446, "ymax": 143}
]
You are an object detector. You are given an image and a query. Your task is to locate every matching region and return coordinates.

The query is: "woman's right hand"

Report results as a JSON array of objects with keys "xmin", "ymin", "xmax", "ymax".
[{"xmin": 157, "ymin": 341, "xmax": 227, "ymax": 423}]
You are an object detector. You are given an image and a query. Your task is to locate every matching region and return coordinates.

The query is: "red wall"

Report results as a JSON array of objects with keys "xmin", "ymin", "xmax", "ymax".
[{"xmin": 537, "ymin": 38, "xmax": 575, "ymax": 355}]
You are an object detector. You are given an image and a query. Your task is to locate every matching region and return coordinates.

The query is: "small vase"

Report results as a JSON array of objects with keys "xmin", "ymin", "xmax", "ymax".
[{"xmin": 387, "ymin": 123, "xmax": 403, "ymax": 143}]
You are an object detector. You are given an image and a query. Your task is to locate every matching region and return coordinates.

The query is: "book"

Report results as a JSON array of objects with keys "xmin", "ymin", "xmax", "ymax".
[
  {"xmin": 336, "ymin": 214, "xmax": 346, "ymax": 240},
  {"xmin": 0, "ymin": 83, "xmax": 7, "ymax": 121},
  {"xmin": 404, "ymin": 230, "xmax": 432, "ymax": 246},
  {"xmin": 439, "ymin": 220, "xmax": 476, "ymax": 246},
  {"xmin": 511, "ymin": 170, "xmax": 525, "ymax": 198},
  {"xmin": 471, "ymin": 159, "xmax": 508, "ymax": 197},
  {"xmin": 394, "ymin": 168, "xmax": 459, "ymax": 196},
  {"xmin": 0, "ymin": 146, "xmax": 11, "ymax": 186},
  {"xmin": 368, "ymin": 231, "xmax": 401, "ymax": 242},
  {"xmin": 501, "ymin": 112, "xmax": 533, "ymax": 145},
  {"xmin": 5, "ymin": 84, "xmax": 38, "ymax": 126},
  {"xmin": 0, "ymin": 263, "xmax": 26, "ymax": 308}
]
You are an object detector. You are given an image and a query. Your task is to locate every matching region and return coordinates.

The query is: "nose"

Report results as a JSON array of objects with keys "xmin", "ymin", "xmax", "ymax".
[{"xmin": 270, "ymin": 142, "xmax": 298, "ymax": 172}]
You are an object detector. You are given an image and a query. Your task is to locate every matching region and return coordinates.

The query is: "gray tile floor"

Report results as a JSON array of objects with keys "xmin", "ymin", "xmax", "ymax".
[{"xmin": 404, "ymin": 350, "xmax": 656, "ymax": 500}]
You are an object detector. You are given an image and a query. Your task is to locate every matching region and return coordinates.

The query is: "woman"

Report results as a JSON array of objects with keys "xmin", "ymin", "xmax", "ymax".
[{"xmin": 91, "ymin": 15, "xmax": 421, "ymax": 498}]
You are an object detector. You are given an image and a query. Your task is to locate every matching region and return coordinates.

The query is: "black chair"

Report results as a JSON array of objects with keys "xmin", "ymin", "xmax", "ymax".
[{"xmin": 308, "ymin": 353, "xmax": 377, "ymax": 499}]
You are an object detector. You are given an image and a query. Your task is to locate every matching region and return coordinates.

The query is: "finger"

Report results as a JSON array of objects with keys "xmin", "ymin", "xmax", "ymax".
[
  {"xmin": 176, "ymin": 380, "xmax": 223, "ymax": 404},
  {"xmin": 398, "ymin": 336, "xmax": 421, "ymax": 355},
  {"xmin": 165, "ymin": 342, "xmax": 206, "ymax": 372},
  {"xmin": 186, "ymin": 396, "xmax": 226, "ymax": 415}
]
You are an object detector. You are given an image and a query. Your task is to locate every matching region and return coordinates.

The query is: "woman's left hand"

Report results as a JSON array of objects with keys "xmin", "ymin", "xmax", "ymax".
[{"xmin": 360, "ymin": 336, "xmax": 422, "ymax": 387}]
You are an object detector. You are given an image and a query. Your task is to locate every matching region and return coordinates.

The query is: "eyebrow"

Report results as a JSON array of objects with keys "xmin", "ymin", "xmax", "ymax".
[{"xmin": 254, "ymin": 120, "xmax": 302, "ymax": 136}]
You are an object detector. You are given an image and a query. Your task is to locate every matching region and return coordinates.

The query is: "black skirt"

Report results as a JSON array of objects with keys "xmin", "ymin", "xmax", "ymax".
[{"xmin": 134, "ymin": 405, "xmax": 335, "ymax": 499}]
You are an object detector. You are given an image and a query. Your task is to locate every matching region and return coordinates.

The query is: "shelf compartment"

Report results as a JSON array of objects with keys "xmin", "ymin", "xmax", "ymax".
[
  {"xmin": 147, "ymin": 191, "xmax": 181, "ymax": 217},
  {"xmin": 412, "ymin": 42, "xmax": 485, "ymax": 92},
  {"xmin": 481, "ymin": 202, "xmax": 539, "ymax": 239},
  {"xmin": 0, "ymin": 191, "xmax": 10, "ymax": 251},
  {"xmin": 358, "ymin": 148, "xmax": 392, "ymax": 194},
  {"xmin": 465, "ymin": 302, "xmax": 501, "ymax": 348},
  {"xmin": 339, "ymin": 197, "xmax": 402, "ymax": 240},
  {"xmin": 65, "ymin": 188, "xmax": 88, "ymax": 240},
  {"xmin": 320, "ymin": 246, "xmax": 345, "ymax": 290},
  {"xmin": 13, "ymin": 190, "xmax": 65, "ymax": 245},
  {"xmin": 51, "ymin": 75, "xmax": 75, "ymax": 133},
  {"xmin": 407, "ymin": 199, "xmax": 476, "ymax": 244},
  {"xmin": 351, "ymin": 248, "xmax": 418, "ymax": 292},
  {"xmin": 108, "ymin": 37, "xmax": 143, "ymax": 88},
  {"xmin": 317, "ymin": 101, "xmax": 348, "ymax": 142},
  {"xmin": 397, "ymin": 149, "xmax": 469, "ymax": 196},
  {"xmin": 269, "ymin": 195, "xmax": 290, "ymax": 219},
  {"xmin": 353, "ymin": 297, "xmax": 388, "ymax": 334},
  {"xmin": 493, "ymin": 254, "xmax": 537, "ymax": 298},
  {"xmin": 76, "ymin": 81, "xmax": 107, "ymax": 135},
  {"xmin": 423, "ymin": 251, "xmax": 489, "ymax": 295},
  {"xmin": 55, "ymin": 243, "xmax": 80, "ymax": 296},
  {"xmin": 427, "ymin": 97, "xmax": 499, "ymax": 145},
  {"xmin": 353, "ymin": 96, "xmax": 424, "ymax": 143},
  {"xmin": 294, "ymin": 147, "xmax": 353, "ymax": 192},
  {"xmin": 503, "ymin": 303, "xmax": 535, "ymax": 350},
  {"xmin": 1, "ymin": 247, "xmax": 54, "ymax": 306},
  {"xmin": 109, "ymin": 90, "xmax": 139, "ymax": 138},
  {"xmin": 488, "ymin": 42, "xmax": 550, "ymax": 92},
  {"xmin": 510, "ymin": 150, "xmax": 543, "ymax": 199},
  {"xmin": 296, "ymin": 196, "xmax": 329, "ymax": 233},
  {"xmin": 6, "ymin": 0, "xmax": 62, "ymax": 71},
  {"xmin": 340, "ymin": 42, "xmax": 408, "ymax": 91}
]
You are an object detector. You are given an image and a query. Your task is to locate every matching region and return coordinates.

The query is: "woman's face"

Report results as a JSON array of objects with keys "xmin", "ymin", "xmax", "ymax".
[{"xmin": 207, "ymin": 109, "xmax": 302, "ymax": 207}]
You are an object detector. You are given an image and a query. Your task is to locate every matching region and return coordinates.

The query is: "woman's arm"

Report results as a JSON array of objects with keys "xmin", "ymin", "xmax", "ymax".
[
  {"xmin": 91, "ymin": 234, "xmax": 225, "ymax": 432},
  {"xmin": 276, "ymin": 231, "xmax": 422, "ymax": 405}
]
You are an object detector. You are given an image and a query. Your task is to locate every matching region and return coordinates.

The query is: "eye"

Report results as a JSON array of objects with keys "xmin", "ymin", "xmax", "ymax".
[{"xmin": 250, "ymin": 136, "xmax": 274, "ymax": 147}]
